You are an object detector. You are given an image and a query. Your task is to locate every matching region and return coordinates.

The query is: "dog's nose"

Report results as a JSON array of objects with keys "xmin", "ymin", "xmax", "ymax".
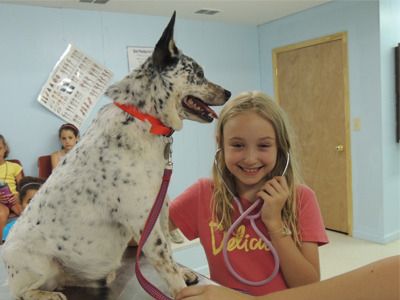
[{"xmin": 224, "ymin": 90, "xmax": 231, "ymax": 100}]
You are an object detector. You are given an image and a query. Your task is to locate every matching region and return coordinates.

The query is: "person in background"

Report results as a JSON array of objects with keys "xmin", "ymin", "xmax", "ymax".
[
  {"xmin": 51, "ymin": 123, "xmax": 80, "ymax": 169},
  {"xmin": 0, "ymin": 134, "xmax": 23, "ymax": 243},
  {"xmin": 2, "ymin": 176, "xmax": 45, "ymax": 241},
  {"xmin": 169, "ymin": 91, "xmax": 328, "ymax": 296}
]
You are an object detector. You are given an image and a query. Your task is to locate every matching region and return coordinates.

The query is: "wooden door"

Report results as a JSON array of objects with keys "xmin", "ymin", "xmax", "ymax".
[{"xmin": 273, "ymin": 33, "xmax": 352, "ymax": 234}]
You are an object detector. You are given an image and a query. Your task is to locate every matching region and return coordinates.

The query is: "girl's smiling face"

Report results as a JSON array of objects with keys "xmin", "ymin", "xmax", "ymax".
[{"xmin": 223, "ymin": 111, "xmax": 278, "ymax": 197}]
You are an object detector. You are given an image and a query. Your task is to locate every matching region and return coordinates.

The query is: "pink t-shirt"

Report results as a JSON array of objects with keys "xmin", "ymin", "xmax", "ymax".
[{"xmin": 170, "ymin": 178, "xmax": 328, "ymax": 296}]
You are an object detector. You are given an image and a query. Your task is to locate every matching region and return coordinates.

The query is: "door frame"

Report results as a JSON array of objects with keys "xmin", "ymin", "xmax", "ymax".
[{"xmin": 272, "ymin": 32, "xmax": 353, "ymax": 235}]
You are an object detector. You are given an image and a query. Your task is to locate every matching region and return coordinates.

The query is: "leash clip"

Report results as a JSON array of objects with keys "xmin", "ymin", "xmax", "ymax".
[{"xmin": 164, "ymin": 137, "xmax": 173, "ymax": 169}]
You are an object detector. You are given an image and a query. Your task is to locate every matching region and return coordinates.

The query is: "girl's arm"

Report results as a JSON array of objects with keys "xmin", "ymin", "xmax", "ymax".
[
  {"xmin": 50, "ymin": 152, "xmax": 59, "ymax": 170},
  {"xmin": 176, "ymin": 255, "xmax": 400, "ymax": 300},
  {"xmin": 15, "ymin": 170, "xmax": 23, "ymax": 183}
]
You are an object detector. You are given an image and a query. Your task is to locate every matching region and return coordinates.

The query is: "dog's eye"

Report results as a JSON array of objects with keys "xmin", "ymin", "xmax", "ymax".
[{"xmin": 196, "ymin": 70, "xmax": 204, "ymax": 78}]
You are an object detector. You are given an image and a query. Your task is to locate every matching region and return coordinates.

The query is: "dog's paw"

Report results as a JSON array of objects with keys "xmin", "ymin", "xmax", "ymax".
[
  {"xmin": 182, "ymin": 267, "xmax": 199, "ymax": 286},
  {"xmin": 22, "ymin": 290, "xmax": 67, "ymax": 300}
]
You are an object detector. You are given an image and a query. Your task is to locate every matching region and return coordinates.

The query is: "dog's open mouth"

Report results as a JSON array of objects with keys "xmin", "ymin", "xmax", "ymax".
[{"xmin": 182, "ymin": 96, "xmax": 218, "ymax": 122}]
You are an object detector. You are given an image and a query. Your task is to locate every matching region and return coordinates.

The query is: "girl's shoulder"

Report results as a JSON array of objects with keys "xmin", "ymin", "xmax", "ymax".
[
  {"xmin": 295, "ymin": 184, "xmax": 318, "ymax": 206},
  {"xmin": 296, "ymin": 184, "xmax": 315, "ymax": 196},
  {"xmin": 5, "ymin": 160, "xmax": 22, "ymax": 170},
  {"xmin": 194, "ymin": 177, "xmax": 214, "ymax": 193}
]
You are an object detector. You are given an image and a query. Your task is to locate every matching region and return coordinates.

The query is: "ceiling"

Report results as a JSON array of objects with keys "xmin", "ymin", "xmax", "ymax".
[{"xmin": 0, "ymin": 0, "xmax": 331, "ymax": 25}]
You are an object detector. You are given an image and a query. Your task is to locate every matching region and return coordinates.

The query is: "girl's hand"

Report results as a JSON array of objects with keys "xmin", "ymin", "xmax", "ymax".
[
  {"xmin": 257, "ymin": 176, "xmax": 289, "ymax": 229},
  {"xmin": 175, "ymin": 285, "xmax": 255, "ymax": 300},
  {"xmin": 0, "ymin": 192, "xmax": 16, "ymax": 206}
]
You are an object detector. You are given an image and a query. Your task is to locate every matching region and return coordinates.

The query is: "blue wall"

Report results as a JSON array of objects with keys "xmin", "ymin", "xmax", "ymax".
[
  {"xmin": 0, "ymin": 4, "xmax": 260, "ymax": 199},
  {"xmin": 380, "ymin": 0, "xmax": 400, "ymax": 242},
  {"xmin": 258, "ymin": 0, "xmax": 399, "ymax": 243}
]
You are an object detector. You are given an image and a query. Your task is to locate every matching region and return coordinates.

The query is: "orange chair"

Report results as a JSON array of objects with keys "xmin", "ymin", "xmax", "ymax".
[{"xmin": 38, "ymin": 155, "xmax": 52, "ymax": 180}]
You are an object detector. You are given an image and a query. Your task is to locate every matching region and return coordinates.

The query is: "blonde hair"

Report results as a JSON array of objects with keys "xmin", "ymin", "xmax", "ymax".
[{"xmin": 212, "ymin": 91, "xmax": 303, "ymax": 247}]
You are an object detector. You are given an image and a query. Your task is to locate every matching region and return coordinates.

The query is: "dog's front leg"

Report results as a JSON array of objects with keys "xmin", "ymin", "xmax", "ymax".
[{"xmin": 141, "ymin": 223, "xmax": 186, "ymax": 297}]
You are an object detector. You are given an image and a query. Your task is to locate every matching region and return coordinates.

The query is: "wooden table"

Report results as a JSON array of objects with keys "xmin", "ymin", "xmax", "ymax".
[{"xmin": 0, "ymin": 246, "xmax": 214, "ymax": 300}]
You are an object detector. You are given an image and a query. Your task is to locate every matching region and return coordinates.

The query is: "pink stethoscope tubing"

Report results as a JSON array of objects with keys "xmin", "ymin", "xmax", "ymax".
[{"xmin": 214, "ymin": 150, "xmax": 290, "ymax": 286}]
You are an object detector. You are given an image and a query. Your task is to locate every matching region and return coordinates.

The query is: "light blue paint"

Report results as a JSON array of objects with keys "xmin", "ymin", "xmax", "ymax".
[{"xmin": 379, "ymin": 0, "xmax": 400, "ymax": 243}]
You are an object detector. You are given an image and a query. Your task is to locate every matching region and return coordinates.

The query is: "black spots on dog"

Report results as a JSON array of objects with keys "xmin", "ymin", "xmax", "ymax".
[
  {"xmin": 137, "ymin": 100, "xmax": 145, "ymax": 108},
  {"xmin": 57, "ymin": 245, "xmax": 63, "ymax": 251},
  {"xmin": 62, "ymin": 235, "xmax": 69, "ymax": 241},
  {"xmin": 99, "ymin": 156, "xmax": 103, "ymax": 162},
  {"xmin": 117, "ymin": 197, "xmax": 121, "ymax": 203},
  {"xmin": 122, "ymin": 116, "xmax": 135, "ymax": 125},
  {"xmin": 158, "ymin": 98, "xmax": 164, "ymax": 109},
  {"xmin": 62, "ymin": 159, "xmax": 67, "ymax": 166},
  {"xmin": 155, "ymin": 238, "xmax": 162, "ymax": 246},
  {"xmin": 36, "ymin": 220, "xmax": 41, "ymax": 225},
  {"xmin": 116, "ymin": 134, "xmax": 122, "ymax": 140},
  {"xmin": 158, "ymin": 250, "xmax": 165, "ymax": 260}
]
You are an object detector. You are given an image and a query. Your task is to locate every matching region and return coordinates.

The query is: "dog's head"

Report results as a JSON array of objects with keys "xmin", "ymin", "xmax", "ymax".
[{"xmin": 106, "ymin": 12, "xmax": 231, "ymax": 131}]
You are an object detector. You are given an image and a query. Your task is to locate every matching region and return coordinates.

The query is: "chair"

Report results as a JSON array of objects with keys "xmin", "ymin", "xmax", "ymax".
[
  {"xmin": 38, "ymin": 155, "xmax": 52, "ymax": 179},
  {"xmin": 7, "ymin": 159, "xmax": 24, "ymax": 177}
]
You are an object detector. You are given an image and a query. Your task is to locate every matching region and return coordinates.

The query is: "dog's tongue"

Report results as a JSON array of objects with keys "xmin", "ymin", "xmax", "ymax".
[{"xmin": 187, "ymin": 96, "xmax": 218, "ymax": 119}]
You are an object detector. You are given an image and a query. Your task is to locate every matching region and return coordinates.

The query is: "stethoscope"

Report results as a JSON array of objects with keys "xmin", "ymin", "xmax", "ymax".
[{"xmin": 214, "ymin": 149, "xmax": 290, "ymax": 286}]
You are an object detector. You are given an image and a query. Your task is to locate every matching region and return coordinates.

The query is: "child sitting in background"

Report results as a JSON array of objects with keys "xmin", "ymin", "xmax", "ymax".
[
  {"xmin": 51, "ymin": 123, "xmax": 80, "ymax": 169},
  {"xmin": 2, "ymin": 176, "xmax": 45, "ymax": 242},
  {"xmin": 0, "ymin": 134, "xmax": 23, "ymax": 243}
]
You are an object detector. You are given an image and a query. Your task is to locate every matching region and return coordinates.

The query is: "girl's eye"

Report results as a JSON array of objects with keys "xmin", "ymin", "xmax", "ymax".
[
  {"xmin": 231, "ymin": 143, "xmax": 243, "ymax": 148},
  {"xmin": 259, "ymin": 144, "xmax": 271, "ymax": 149}
]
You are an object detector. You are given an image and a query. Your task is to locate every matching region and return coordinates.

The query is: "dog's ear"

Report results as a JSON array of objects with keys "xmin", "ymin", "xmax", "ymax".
[{"xmin": 152, "ymin": 11, "xmax": 179, "ymax": 71}]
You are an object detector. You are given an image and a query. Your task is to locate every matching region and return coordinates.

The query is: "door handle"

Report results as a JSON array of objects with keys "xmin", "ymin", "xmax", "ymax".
[{"xmin": 336, "ymin": 145, "xmax": 344, "ymax": 152}]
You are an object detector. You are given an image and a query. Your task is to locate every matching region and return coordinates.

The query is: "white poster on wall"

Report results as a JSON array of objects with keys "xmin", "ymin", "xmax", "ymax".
[
  {"xmin": 37, "ymin": 44, "xmax": 113, "ymax": 128},
  {"xmin": 127, "ymin": 46, "xmax": 153, "ymax": 73}
]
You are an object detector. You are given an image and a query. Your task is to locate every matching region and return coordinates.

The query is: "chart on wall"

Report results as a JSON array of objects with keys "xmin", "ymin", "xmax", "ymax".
[
  {"xmin": 37, "ymin": 44, "xmax": 113, "ymax": 128},
  {"xmin": 127, "ymin": 46, "xmax": 153, "ymax": 73}
]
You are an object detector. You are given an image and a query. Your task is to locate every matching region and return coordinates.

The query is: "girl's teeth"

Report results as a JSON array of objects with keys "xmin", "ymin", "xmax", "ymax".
[{"xmin": 242, "ymin": 167, "xmax": 259, "ymax": 174}]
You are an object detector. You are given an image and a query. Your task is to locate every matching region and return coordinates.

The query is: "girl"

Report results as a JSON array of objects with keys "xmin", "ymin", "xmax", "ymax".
[
  {"xmin": 170, "ymin": 91, "xmax": 328, "ymax": 296},
  {"xmin": 2, "ymin": 176, "xmax": 45, "ymax": 241},
  {"xmin": 0, "ymin": 134, "xmax": 23, "ymax": 243},
  {"xmin": 51, "ymin": 123, "xmax": 79, "ymax": 169}
]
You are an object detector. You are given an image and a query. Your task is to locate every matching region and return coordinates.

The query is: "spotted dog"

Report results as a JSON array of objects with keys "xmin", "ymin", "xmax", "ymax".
[{"xmin": 2, "ymin": 12, "xmax": 230, "ymax": 300}]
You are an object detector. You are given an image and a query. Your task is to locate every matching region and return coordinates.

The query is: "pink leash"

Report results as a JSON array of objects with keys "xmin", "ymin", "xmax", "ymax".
[{"xmin": 135, "ymin": 165, "xmax": 174, "ymax": 300}]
